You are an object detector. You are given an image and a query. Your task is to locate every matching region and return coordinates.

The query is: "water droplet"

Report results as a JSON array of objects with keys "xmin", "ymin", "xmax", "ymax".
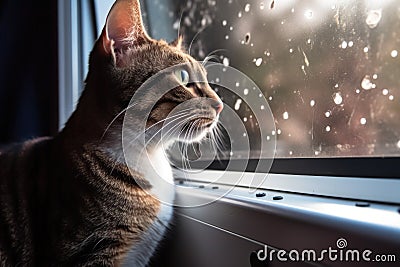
[
  {"xmin": 333, "ymin": 93, "xmax": 343, "ymax": 105},
  {"xmin": 310, "ymin": 100, "xmax": 316, "ymax": 107},
  {"xmin": 348, "ymin": 41, "xmax": 354, "ymax": 47},
  {"xmin": 255, "ymin": 58, "xmax": 263, "ymax": 67},
  {"xmin": 261, "ymin": 105, "xmax": 265, "ymax": 110},
  {"xmin": 366, "ymin": 9, "xmax": 382, "ymax": 29},
  {"xmin": 234, "ymin": 99, "xmax": 242, "ymax": 110},
  {"xmin": 271, "ymin": 130, "xmax": 276, "ymax": 136},
  {"xmin": 372, "ymin": 74, "xmax": 378, "ymax": 80},
  {"xmin": 360, "ymin": 118, "xmax": 367, "ymax": 125},
  {"xmin": 314, "ymin": 151, "xmax": 320, "ymax": 156},
  {"xmin": 267, "ymin": 136, "xmax": 271, "ymax": 141},
  {"xmin": 397, "ymin": 140, "xmax": 400, "ymax": 149},
  {"xmin": 244, "ymin": 33, "xmax": 251, "ymax": 44},
  {"xmin": 230, "ymin": 151, "xmax": 234, "ymax": 156},
  {"xmin": 223, "ymin": 57, "xmax": 230, "ymax": 66},
  {"xmin": 225, "ymin": 35, "xmax": 230, "ymax": 40},
  {"xmin": 269, "ymin": 96, "xmax": 273, "ymax": 101},
  {"xmin": 356, "ymin": 89, "xmax": 361, "ymax": 94},
  {"xmin": 325, "ymin": 126, "xmax": 331, "ymax": 132},
  {"xmin": 391, "ymin": 50, "xmax": 398, "ymax": 58},
  {"xmin": 341, "ymin": 41, "xmax": 348, "ymax": 49},
  {"xmin": 244, "ymin": 3, "xmax": 251, "ymax": 12},
  {"xmin": 361, "ymin": 75, "xmax": 374, "ymax": 90},
  {"xmin": 243, "ymin": 88, "xmax": 249, "ymax": 95},
  {"xmin": 215, "ymin": 78, "xmax": 220, "ymax": 83},
  {"xmin": 201, "ymin": 18, "xmax": 207, "ymax": 26},
  {"xmin": 222, "ymin": 20, "xmax": 227, "ymax": 26},
  {"xmin": 304, "ymin": 9, "xmax": 313, "ymax": 19},
  {"xmin": 243, "ymin": 117, "xmax": 248, "ymax": 122},
  {"xmin": 291, "ymin": 8, "xmax": 295, "ymax": 13},
  {"xmin": 229, "ymin": 26, "xmax": 234, "ymax": 31},
  {"xmin": 382, "ymin": 89, "xmax": 389, "ymax": 95},
  {"xmin": 307, "ymin": 39, "xmax": 311, "ymax": 44},
  {"xmin": 259, "ymin": 93, "xmax": 263, "ymax": 98},
  {"xmin": 389, "ymin": 95, "xmax": 394, "ymax": 101},
  {"xmin": 260, "ymin": 2, "xmax": 265, "ymax": 10},
  {"xmin": 238, "ymin": 11, "xmax": 242, "ymax": 18},
  {"xmin": 289, "ymin": 48, "xmax": 293, "ymax": 53},
  {"xmin": 364, "ymin": 47, "xmax": 369, "ymax": 53},
  {"xmin": 289, "ymin": 151, "xmax": 293, "ymax": 155},
  {"xmin": 325, "ymin": 111, "xmax": 331, "ymax": 118},
  {"xmin": 243, "ymin": 133, "xmax": 247, "ymax": 137},
  {"xmin": 283, "ymin": 111, "xmax": 289, "ymax": 120}
]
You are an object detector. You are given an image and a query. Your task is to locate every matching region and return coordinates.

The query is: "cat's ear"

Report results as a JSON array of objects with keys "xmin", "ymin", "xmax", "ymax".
[
  {"xmin": 101, "ymin": 0, "xmax": 150, "ymax": 56},
  {"xmin": 170, "ymin": 36, "xmax": 184, "ymax": 50}
]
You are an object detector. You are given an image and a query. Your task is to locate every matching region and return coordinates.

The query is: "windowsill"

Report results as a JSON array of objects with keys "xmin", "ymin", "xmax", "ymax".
[
  {"xmin": 173, "ymin": 181, "xmax": 400, "ymax": 266},
  {"xmin": 174, "ymin": 169, "xmax": 400, "ymax": 204}
]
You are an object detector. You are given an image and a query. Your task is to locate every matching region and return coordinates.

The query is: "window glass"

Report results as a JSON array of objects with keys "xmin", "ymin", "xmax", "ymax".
[{"xmin": 149, "ymin": 0, "xmax": 400, "ymax": 158}]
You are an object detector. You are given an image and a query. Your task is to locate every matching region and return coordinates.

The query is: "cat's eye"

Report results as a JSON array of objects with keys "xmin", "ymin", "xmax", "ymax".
[{"xmin": 174, "ymin": 69, "xmax": 190, "ymax": 86}]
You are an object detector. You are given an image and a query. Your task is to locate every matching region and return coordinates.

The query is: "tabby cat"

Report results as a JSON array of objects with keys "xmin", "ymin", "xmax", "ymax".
[{"xmin": 0, "ymin": 0, "xmax": 223, "ymax": 266}]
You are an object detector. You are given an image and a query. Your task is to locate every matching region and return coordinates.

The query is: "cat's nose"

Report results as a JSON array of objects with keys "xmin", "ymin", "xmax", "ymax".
[{"xmin": 212, "ymin": 101, "xmax": 224, "ymax": 114}]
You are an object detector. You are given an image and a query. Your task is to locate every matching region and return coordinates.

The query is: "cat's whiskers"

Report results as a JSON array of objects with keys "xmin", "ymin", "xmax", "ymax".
[
  {"xmin": 201, "ymin": 49, "xmax": 227, "ymax": 66},
  {"xmin": 188, "ymin": 26, "xmax": 208, "ymax": 56},
  {"xmin": 127, "ymin": 114, "xmax": 198, "ymax": 168},
  {"xmin": 107, "ymin": 110, "xmax": 193, "ymax": 177}
]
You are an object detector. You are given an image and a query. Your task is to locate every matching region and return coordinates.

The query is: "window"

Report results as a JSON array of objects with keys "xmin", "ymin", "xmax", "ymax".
[
  {"xmin": 155, "ymin": 0, "xmax": 400, "ymax": 159},
  {"xmin": 59, "ymin": 0, "xmax": 400, "ymax": 203}
]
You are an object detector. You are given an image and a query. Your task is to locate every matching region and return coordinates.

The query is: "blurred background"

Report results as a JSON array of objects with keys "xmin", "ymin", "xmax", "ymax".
[{"xmin": 0, "ymin": 0, "xmax": 58, "ymax": 145}]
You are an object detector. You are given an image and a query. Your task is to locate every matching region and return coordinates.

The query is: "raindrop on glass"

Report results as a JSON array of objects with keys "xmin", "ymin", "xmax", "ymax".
[
  {"xmin": 341, "ymin": 41, "xmax": 348, "ymax": 49},
  {"xmin": 325, "ymin": 126, "xmax": 331, "ymax": 132},
  {"xmin": 222, "ymin": 20, "xmax": 227, "ymax": 26},
  {"xmin": 234, "ymin": 99, "xmax": 242, "ymax": 110},
  {"xmin": 325, "ymin": 111, "xmax": 331, "ymax": 118},
  {"xmin": 223, "ymin": 57, "xmax": 230, "ymax": 66},
  {"xmin": 361, "ymin": 75, "xmax": 374, "ymax": 90},
  {"xmin": 244, "ymin": 3, "xmax": 251, "ymax": 12},
  {"xmin": 389, "ymin": 95, "xmax": 394, "ymax": 101},
  {"xmin": 391, "ymin": 50, "xmax": 398, "ymax": 58},
  {"xmin": 255, "ymin": 58, "xmax": 263, "ymax": 67},
  {"xmin": 382, "ymin": 89, "xmax": 389, "ymax": 95},
  {"xmin": 304, "ymin": 9, "xmax": 313, "ymax": 19},
  {"xmin": 366, "ymin": 9, "xmax": 382, "ymax": 29},
  {"xmin": 360, "ymin": 118, "xmax": 367, "ymax": 125},
  {"xmin": 364, "ymin": 47, "xmax": 369, "ymax": 53},
  {"xmin": 310, "ymin": 100, "xmax": 316, "ymax": 107},
  {"xmin": 243, "ymin": 88, "xmax": 249, "ymax": 95},
  {"xmin": 261, "ymin": 105, "xmax": 265, "ymax": 110},
  {"xmin": 283, "ymin": 111, "xmax": 289, "ymax": 120},
  {"xmin": 333, "ymin": 93, "xmax": 343, "ymax": 105},
  {"xmin": 244, "ymin": 33, "xmax": 251, "ymax": 44}
]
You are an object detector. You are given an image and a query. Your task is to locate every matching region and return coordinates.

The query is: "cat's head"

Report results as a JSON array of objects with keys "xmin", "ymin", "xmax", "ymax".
[{"xmin": 86, "ymin": 0, "xmax": 223, "ymax": 147}]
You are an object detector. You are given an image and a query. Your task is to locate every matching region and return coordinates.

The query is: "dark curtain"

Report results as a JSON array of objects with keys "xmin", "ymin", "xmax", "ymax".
[{"xmin": 0, "ymin": 0, "xmax": 59, "ymax": 146}]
